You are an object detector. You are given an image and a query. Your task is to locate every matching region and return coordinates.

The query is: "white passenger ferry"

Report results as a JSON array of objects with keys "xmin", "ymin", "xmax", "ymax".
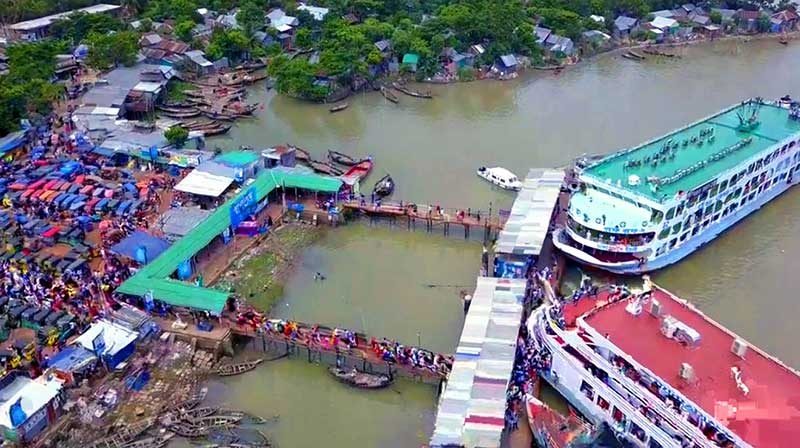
[
  {"xmin": 476, "ymin": 166, "xmax": 522, "ymax": 191},
  {"xmin": 528, "ymin": 280, "xmax": 800, "ymax": 448},
  {"xmin": 554, "ymin": 98, "xmax": 800, "ymax": 273}
]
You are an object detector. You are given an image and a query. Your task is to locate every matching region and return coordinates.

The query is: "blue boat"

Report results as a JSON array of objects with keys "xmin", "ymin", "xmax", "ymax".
[
  {"xmin": 95, "ymin": 198, "xmax": 110, "ymax": 212},
  {"xmin": 116, "ymin": 200, "xmax": 132, "ymax": 216},
  {"xmin": 69, "ymin": 201, "xmax": 86, "ymax": 211}
]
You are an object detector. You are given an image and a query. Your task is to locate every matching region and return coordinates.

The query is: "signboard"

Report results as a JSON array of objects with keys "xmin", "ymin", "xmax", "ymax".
[
  {"xmin": 92, "ymin": 329, "xmax": 106, "ymax": 356},
  {"xmin": 230, "ymin": 187, "xmax": 257, "ymax": 228}
]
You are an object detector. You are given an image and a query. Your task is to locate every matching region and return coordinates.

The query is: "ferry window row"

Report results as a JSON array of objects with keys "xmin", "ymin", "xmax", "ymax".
[
  {"xmin": 569, "ymin": 218, "xmax": 655, "ymax": 246},
  {"xmin": 664, "ymin": 143, "xmax": 799, "ymax": 221}
]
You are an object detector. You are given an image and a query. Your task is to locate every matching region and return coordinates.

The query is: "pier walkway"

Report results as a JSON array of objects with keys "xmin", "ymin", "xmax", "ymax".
[
  {"xmin": 341, "ymin": 200, "xmax": 505, "ymax": 240},
  {"xmin": 158, "ymin": 314, "xmax": 452, "ymax": 385},
  {"xmin": 430, "ymin": 168, "xmax": 564, "ymax": 448}
]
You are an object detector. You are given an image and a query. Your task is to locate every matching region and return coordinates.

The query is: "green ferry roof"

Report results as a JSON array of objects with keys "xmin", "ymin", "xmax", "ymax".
[{"xmin": 584, "ymin": 102, "xmax": 800, "ymax": 202}]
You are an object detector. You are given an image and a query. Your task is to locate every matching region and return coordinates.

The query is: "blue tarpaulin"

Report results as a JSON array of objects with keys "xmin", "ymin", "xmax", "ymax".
[
  {"xmin": 111, "ymin": 230, "xmax": 171, "ymax": 264},
  {"xmin": 47, "ymin": 346, "xmax": 97, "ymax": 372},
  {"xmin": 0, "ymin": 131, "xmax": 27, "ymax": 155}
]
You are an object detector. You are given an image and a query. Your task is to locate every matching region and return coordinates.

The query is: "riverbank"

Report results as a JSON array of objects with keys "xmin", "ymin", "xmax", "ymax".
[{"xmin": 213, "ymin": 223, "xmax": 325, "ymax": 311}]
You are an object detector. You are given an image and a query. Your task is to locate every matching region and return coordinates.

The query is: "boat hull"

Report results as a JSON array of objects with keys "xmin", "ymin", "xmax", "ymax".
[{"xmin": 556, "ymin": 177, "xmax": 800, "ymax": 274}]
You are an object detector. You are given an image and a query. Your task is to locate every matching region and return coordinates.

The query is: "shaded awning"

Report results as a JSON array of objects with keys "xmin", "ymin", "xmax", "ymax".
[
  {"xmin": 110, "ymin": 230, "xmax": 171, "ymax": 263},
  {"xmin": 174, "ymin": 169, "xmax": 234, "ymax": 197}
]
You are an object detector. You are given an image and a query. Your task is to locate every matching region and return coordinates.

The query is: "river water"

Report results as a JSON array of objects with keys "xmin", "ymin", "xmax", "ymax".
[{"xmin": 203, "ymin": 39, "xmax": 800, "ymax": 448}]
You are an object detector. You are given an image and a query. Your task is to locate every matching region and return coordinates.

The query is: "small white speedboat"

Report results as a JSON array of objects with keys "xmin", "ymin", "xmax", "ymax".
[{"xmin": 476, "ymin": 166, "xmax": 522, "ymax": 191}]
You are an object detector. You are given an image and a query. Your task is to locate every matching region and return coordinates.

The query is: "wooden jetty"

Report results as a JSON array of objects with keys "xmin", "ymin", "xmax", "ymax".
[
  {"xmin": 341, "ymin": 200, "xmax": 504, "ymax": 241},
  {"xmin": 227, "ymin": 319, "xmax": 452, "ymax": 385}
]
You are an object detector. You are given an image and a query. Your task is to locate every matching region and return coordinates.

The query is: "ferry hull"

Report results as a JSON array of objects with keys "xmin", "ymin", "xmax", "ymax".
[{"xmin": 556, "ymin": 177, "xmax": 800, "ymax": 274}]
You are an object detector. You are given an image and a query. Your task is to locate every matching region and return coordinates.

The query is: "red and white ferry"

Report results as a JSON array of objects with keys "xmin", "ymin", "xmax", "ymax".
[{"xmin": 527, "ymin": 279, "xmax": 800, "ymax": 447}]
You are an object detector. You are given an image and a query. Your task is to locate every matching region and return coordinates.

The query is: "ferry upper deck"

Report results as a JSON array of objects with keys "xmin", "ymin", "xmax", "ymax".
[
  {"xmin": 567, "ymin": 288, "xmax": 800, "ymax": 447},
  {"xmin": 583, "ymin": 101, "xmax": 800, "ymax": 203}
]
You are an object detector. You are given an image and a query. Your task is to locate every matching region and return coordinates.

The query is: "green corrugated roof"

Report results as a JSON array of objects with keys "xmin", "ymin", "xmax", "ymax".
[
  {"xmin": 402, "ymin": 53, "xmax": 419, "ymax": 64},
  {"xmin": 117, "ymin": 169, "xmax": 342, "ymax": 313},
  {"xmin": 215, "ymin": 150, "xmax": 260, "ymax": 167}
]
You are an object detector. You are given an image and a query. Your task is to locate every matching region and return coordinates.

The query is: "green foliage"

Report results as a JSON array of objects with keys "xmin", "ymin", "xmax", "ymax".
[
  {"xmin": 457, "ymin": 66, "xmax": 475, "ymax": 81},
  {"xmin": 236, "ymin": 0, "xmax": 265, "ymax": 37},
  {"xmin": 175, "ymin": 20, "xmax": 195, "ymax": 42},
  {"xmin": 295, "ymin": 28, "xmax": 313, "ymax": 49},
  {"xmin": 166, "ymin": 80, "xmax": 192, "ymax": 102},
  {"xmin": 756, "ymin": 14, "xmax": 771, "ymax": 32},
  {"xmin": 86, "ymin": 31, "xmax": 140, "ymax": 69},
  {"xmin": 536, "ymin": 7, "xmax": 587, "ymax": 40},
  {"xmin": 144, "ymin": 0, "xmax": 200, "ymax": 22},
  {"xmin": 164, "ymin": 125, "xmax": 189, "ymax": 147},
  {"xmin": 0, "ymin": 40, "xmax": 66, "ymax": 135},
  {"xmin": 268, "ymin": 54, "xmax": 330, "ymax": 101},
  {"xmin": 49, "ymin": 12, "xmax": 123, "ymax": 44},
  {"xmin": 709, "ymin": 10, "xmax": 722, "ymax": 24},
  {"xmin": 206, "ymin": 28, "xmax": 251, "ymax": 63}
]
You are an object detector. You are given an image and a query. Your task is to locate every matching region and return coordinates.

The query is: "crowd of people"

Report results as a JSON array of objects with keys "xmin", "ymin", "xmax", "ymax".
[{"xmin": 232, "ymin": 307, "xmax": 453, "ymax": 376}]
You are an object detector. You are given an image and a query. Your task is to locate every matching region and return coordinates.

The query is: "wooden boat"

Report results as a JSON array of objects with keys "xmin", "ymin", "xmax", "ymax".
[
  {"xmin": 373, "ymin": 174, "xmax": 394, "ymax": 198},
  {"xmin": 217, "ymin": 358, "xmax": 263, "ymax": 377},
  {"xmin": 328, "ymin": 150, "xmax": 360, "ymax": 166},
  {"xmin": 289, "ymin": 145, "xmax": 310, "ymax": 162},
  {"xmin": 380, "ymin": 86, "xmax": 399, "ymax": 104},
  {"xmin": 621, "ymin": 52, "xmax": 641, "ymax": 61},
  {"xmin": 308, "ymin": 159, "xmax": 344, "ymax": 176},
  {"xmin": 190, "ymin": 415, "xmax": 242, "ymax": 427},
  {"xmin": 780, "ymin": 38, "xmax": 789, "ymax": 45},
  {"xmin": 170, "ymin": 387, "xmax": 208, "ymax": 411},
  {"xmin": 329, "ymin": 103, "xmax": 349, "ymax": 113},
  {"xmin": 341, "ymin": 158, "xmax": 373, "ymax": 181},
  {"xmin": 642, "ymin": 48, "xmax": 677, "ymax": 58},
  {"xmin": 89, "ymin": 418, "xmax": 156, "ymax": 448},
  {"xmin": 216, "ymin": 410, "xmax": 267, "ymax": 424},
  {"xmin": 202, "ymin": 123, "xmax": 232, "ymax": 137},
  {"xmin": 392, "ymin": 82, "xmax": 433, "ymax": 99},
  {"xmin": 169, "ymin": 422, "xmax": 208, "ymax": 438},
  {"xmin": 119, "ymin": 432, "xmax": 174, "ymax": 448},
  {"xmin": 180, "ymin": 406, "xmax": 218, "ymax": 420},
  {"xmin": 159, "ymin": 109, "xmax": 201, "ymax": 119},
  {"xmin": 627, "ymin": 50, "xmax": 646, "ymax": 60},
  {"xmin": 328, "ymin": 367, "xmax": 393, "ymax": 389}
]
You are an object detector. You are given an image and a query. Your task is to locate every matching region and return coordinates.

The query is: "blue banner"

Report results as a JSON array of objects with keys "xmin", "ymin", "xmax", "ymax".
[
  {"xmin": 92, "ymin": 330, "xmax": 106, "ymax": 355},
  {"xmin": 230, "ymin": 187, "xmax": 257, "ymax": 228}
]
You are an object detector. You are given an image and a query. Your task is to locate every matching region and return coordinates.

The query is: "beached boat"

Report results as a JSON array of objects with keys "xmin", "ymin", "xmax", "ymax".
[
  {"xmin": 215, "ymin": 410, "xmax": 267, "ymax": 425},
  {"xmin": 621, "ymin": 52, "xmax": 641, "ymax": 61},
  {"xmin": 289, "ymin": 145, "xmax": 311, "ymax": 162},
  {"xmin": 329, "ymin": 103, "xmax": 349, "ymax": 113},
  {"xmin": 392, "ymin": 82, "xmax": 433, "ymax": 99},
  {"xmin": 159, "ymin": 109, "xmax": 201, "ymax": 119},
  {"xmin": 169, "ymin": 422, "xmax": 208, "ymax": 438},
  {"xmin": 201, "ymin": 123, "xmax": 232, "ymax": 137},
  {"xmin": 327, "ymin": 150, "xmax": 360, "ymax": 166},
  {"xmin": 217, "ymin": 359, "xmax": 263, "ymax": 377},
  {"xmin": 380, "ymin": 86, "xmax": 399, "ymax": 104},
  {"xmin": 328, "ymin": 367, "xmax": 393, "ymax": 389},
  {"xmin": 180, "ymin": 406, "xmax": 218, "ymax": 420},
  {"xmin": 627, "ymin": 50, "xmax": 646, "ymax": 60},
  {"xmin": 341, "ymin": 158, "xmax": 373, "ymax": 182},
  {"xmin": 89, "ymin": 418, "xmax": 156, "ymax": 448},
  {"xmin": 476, "ymin": 166, "xmax": 522, "ymax": 191},
  {"xmin": 190, "ymin": 415, "xmax": 242, "ymax": 428},
  {"xmin": 373, "ymin": 174, "xmax": 394, "ymax": 197},
  {"xmin": 170, "ymin": 387, "xmax": 208, "ymax": 411},
  {"xmin": 119, "ymin": 432, "xmax": 174, "ymax": 448},
  {"xmin": 308, "ymin": 160, "xmax": 344, "ymax": 176}
]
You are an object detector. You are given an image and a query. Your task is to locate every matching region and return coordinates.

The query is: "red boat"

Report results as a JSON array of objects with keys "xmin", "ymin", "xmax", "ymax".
[{"xmin": 341, "ymin": 158, "xmax": 373, "ymax": 182}]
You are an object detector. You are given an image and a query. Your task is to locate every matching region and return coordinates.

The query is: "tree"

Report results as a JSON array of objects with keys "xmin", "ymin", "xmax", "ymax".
[
  {"xmin": 86, "ymin": 31, "xmax": 140, "ymax": 69},
  {"xmin": 206, "ymin": 29, "xmax": 251, "ymax": 62},
  {"xmin": 536, "ymin": 8, "xmax": 586, "ymax": 40},
  {"xmin": 756, "ymin": 13, "xmax": 771, "ymax": 32},
  {"xmin": 236, "ymin": 0, "xmax": 265, "ymax": 37},
  {"xmin": 295, "ymin": 28, "xmax": 313, "ymax": 49},
  {"xmin": 164, "ymin": 125, "xmax": 189, "ymax": 147},
  {"xmin": 709, "ymin": 10, "xmax": 722, "ymax": 25},
  {"xmin": 50, "ymin": 12, "xmax": 124, "ymax": 44},
  {"xmin": 175, "ymin": 19, "xmax": 195, "ymax": 42}
]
